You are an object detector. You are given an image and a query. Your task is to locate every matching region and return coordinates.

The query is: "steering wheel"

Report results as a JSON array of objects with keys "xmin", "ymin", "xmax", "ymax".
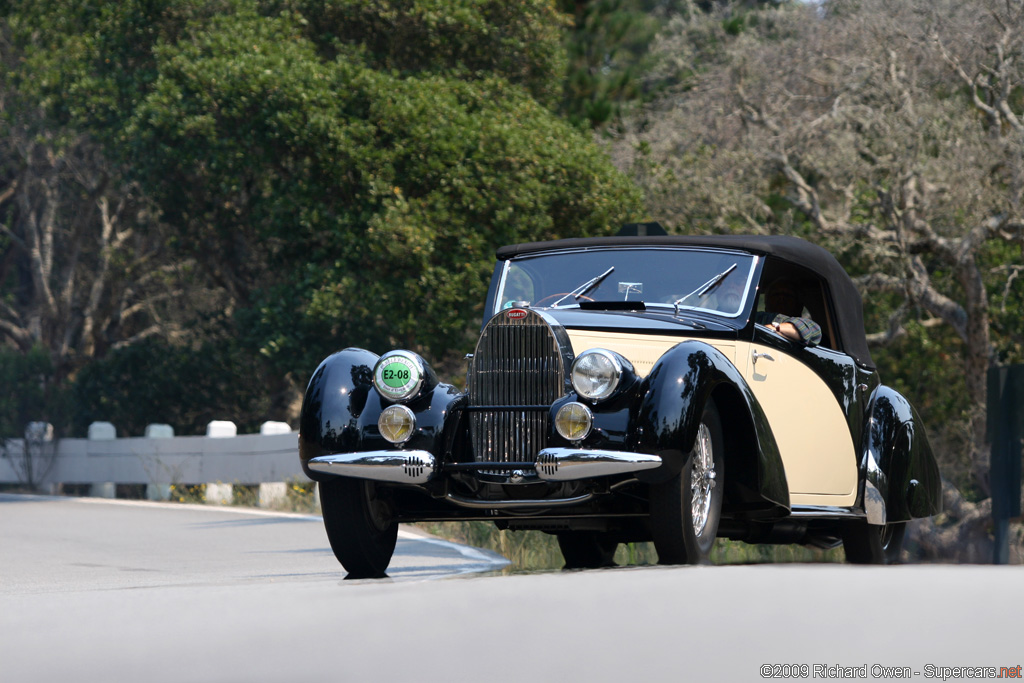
[{"xmin": 533, "ymin": 293, "xmax": 596, "ymax": 307}]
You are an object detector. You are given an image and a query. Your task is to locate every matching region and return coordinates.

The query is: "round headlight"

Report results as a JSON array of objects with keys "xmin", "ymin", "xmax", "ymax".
[
  {"xmin": 374, "ymin": 351, "xmax": 425, "ymax": 402},
  {"xmin": 571, "ymin": 349, "xmax": 623, "ymax": 401},
  {"xmin": 555, "ymin": 402, "xmax": 593, "ymax": 441},
  {"xmin": 378, "ymin": 404, "xmax": 416, "ymax": 444}
]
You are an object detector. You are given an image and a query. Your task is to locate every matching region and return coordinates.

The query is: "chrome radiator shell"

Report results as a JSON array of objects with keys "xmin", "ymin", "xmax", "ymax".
[{"xmin": 467, "ymin": 309, "xmax": 573, "ymax": 471}]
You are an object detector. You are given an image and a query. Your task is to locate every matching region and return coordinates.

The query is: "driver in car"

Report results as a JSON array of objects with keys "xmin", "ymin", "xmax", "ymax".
[{"xmin": 755, "ymin": 279, "xmax": 822, "ymax": 346}]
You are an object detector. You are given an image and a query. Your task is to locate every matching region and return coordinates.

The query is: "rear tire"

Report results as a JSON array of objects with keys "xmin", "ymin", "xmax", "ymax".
[
  {"xmin": 650, "ymin": 400, "xmax": 724, "ymax": 565},
  {"xmin": 557, "ymin": 531, "xmax": 619, "ymax": 569},
  {"xmin": 842, "ymin": 521, "xmax": 905, "ymax": 564},
  {"xmin": 320, "ymin": 478, "xmax": 398, "ymax": 578}
]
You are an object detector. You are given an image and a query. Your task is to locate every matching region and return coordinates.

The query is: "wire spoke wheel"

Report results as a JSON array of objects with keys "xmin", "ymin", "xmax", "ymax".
[
  {"xmin": 650, "ymin": 400, "xmax": 725, "ymax": 565},
  {"xmin": 689, "ymin": 422, "xmax": 717, "ymax": 537}
]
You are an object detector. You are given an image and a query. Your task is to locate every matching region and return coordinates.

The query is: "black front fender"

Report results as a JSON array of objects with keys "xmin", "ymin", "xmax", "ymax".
[
  {"xmin": 635, "ymin": 340, "xmax": 789, "ymax": 513},
  {"xmin": 298, "ymin": 347, "xmax": 465, "ymax": 482},
  {"xmin": 299, "ymin": 348, "xmax": 379, "ymax": 481}
]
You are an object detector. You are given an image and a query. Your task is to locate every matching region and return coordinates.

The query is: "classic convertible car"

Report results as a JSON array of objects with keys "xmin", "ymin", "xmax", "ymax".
[{"xmin": 298, "ymin": 230, "xmax": 941, "ymax": 577}]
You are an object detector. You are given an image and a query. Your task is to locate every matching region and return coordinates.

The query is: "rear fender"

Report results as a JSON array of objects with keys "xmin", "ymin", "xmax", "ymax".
[{"xmin": 861, "ymin": 386, "xmax": 942, "ymax": 523}]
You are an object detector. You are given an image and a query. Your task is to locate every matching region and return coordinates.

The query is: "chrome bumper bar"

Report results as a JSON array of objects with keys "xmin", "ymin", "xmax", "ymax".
[
  {"xmin": 308, "ymin": 447, "xmax": 662, "ymax": 486},
  {"xmin": 307, "ymin": 450, "xmax": 436, "ymax": 485},
  {"xmin": 535, "ymin": 448, "xmax": 662, "ymax": 481}
]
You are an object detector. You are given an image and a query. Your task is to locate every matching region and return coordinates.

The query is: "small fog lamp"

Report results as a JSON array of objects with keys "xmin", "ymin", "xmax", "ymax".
[
  {"xmin": 555, "ymin": 402, "xmax": 593, "ymax": 442},
  {"xmin": 378, "ymin": 404, "xmax": 416, "ymax": 445}
]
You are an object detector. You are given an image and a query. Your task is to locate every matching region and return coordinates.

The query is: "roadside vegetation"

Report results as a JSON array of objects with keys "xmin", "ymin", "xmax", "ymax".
[
  {"xmin": 415, "ymin": 522, "xmax": 842, "ymax": 572},
  {"xmin": 3, "ymin": 0, "xmax": 1023, "ymax": 564}
]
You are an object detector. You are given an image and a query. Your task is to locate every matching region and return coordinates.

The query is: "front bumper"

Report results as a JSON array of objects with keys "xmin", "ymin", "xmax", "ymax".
[
  {"xmin": 307, "ymin": 450, "xmax": 436, "ymax": 484},
  {"xmin": 307, "ymin": 448, "xmax": 663, "ymax": 485},
  {"xmin": 534, "ymin": 448, "xmax": 662, "ymax": 481}
]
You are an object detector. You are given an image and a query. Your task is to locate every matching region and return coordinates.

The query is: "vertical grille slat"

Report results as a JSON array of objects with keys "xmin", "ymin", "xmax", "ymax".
[{"xmin": 468, "ymin": 309, "xmax": 565, "ymax": 473}]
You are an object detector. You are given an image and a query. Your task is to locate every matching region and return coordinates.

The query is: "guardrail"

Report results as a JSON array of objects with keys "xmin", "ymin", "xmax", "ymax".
[{"xmin": 0, "ymin": 421, "xmax": 310, "ymax": 507}]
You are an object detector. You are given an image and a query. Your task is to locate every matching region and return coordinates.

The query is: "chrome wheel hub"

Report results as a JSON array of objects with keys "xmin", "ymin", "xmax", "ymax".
[{"xmin": 690, "ymin": 422, "xmax": 716, "ymax": 537}]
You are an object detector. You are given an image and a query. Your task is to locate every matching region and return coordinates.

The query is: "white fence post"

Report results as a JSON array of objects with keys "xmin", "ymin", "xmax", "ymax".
[
  {"xmin": 257, "ymin": 422, "xmax": 292, "ymax": 507},
  {"xmin": 204, "ymin": 421, "xmax": 236, "ymax": 503},
  {"xmin": 258, "ymin": 482, "xmax": 287, "ymax": 508},
  {"xmin": 205, "ymin": 482, "xmax": 233, "ymax": 505},
  {"xmin": 23, "ymin": 422, "xmax": 56, "ymax": 493},
  {"xmin": 259, "ymin": 421, "xmax": 291, "ymax": 435},
  {"xmin": 87, "ymin": 422, "xmax": 117, "ymax": 498},
  {"xmin": 206, "ymin": 421, "xmax": 237, "ymax": 438},
  {"xmin": 144, "ymin": 424, "xmax": 175, "ymax": 501}
]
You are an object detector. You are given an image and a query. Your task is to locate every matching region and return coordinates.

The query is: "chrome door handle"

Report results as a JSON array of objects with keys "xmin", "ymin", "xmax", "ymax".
[{"xmin": 752, "ymin": 350, "xmax": 775, "ymax": 366}]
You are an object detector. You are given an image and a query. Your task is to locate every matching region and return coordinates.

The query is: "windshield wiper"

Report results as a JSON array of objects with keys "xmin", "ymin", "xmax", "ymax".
[
  {"xmin": 673, "ymin": 263, "xmax": 737, "ymax": 314},
  {"xmin": 551, "ymin": 266, "xmax": 615, "ymax": 307}
]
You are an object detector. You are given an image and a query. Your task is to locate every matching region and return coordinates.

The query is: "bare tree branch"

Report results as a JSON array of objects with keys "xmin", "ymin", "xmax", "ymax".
[
  {"xmin": 992, "ymin": 264, "xmax": 1024, "ymax": 314},
  {"xmin": 0, "ymin": 180, "xmax": 16, "ymax": 208},
  {"xmin": 109, "ymin": 325, "xmax": 163, "ymax": 351},
  {"xmin": 120, "ymin": 290, "xmax": 187, "ymax": 322},
  {"xmin": 80, "ymin": 195, "xmax": 116, "ymax": 357},
  {"xmin": 0, "ymin": 315, "xmax": 32, "ymax": 352}
]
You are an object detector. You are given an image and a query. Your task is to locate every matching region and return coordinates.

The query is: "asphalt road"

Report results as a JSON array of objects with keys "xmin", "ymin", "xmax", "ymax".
[{"xmin": 2, "ymin": 493, "xmax": 1022, "ymax": 683}]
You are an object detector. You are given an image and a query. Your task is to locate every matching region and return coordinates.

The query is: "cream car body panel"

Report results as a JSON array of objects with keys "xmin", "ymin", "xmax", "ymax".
[
  {"xmin": 568, "ymin": 328, "xmax": 858, "ymax": 506},
  {"xmin": 735, "ymin": 337, "xmax": 857, "ymax": 506},
  {"xmin": 567, "ymin": 329, "xmax": 736, "ymax": 373}
]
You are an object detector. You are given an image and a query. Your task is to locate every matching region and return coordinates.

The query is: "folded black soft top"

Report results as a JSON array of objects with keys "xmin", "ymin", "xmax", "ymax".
[{"xmin": 497, "ymin": 233, "xmax": 875, "ymax": 369}]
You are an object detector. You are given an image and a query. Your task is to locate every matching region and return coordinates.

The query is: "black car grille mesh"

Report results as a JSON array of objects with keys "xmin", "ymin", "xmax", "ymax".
[{"xmin": 468, "ymin": 309, "xmax": 565, "ymax": 468}]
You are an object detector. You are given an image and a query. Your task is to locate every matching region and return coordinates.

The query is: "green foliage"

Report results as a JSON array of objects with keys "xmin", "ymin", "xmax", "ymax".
[
  {"xmin": 984, "ymin": 239, "xmax": 1024, "ymax": 367},
  {"xmin": 68, "ymin": 337, "xmax": 273, "ymax": 437},
  {"xmin": 116, "ymin": 6, "xmax": 642, "ymax": 372},
  {"xmin": 8, "ymin": 1, "xmax": 214, "ymax": 134},
  {"xmin": 269, "ymin": 0, "xmax": 570, "ymax": 106},
  {"xmin": 558, "ymin": 0, "xmax": 789, "ymax": 128},
  {"xmin": 257, "ymin": 73, "xmax": 642, "ymax": 369},
  {"xmin": 285, "ymin": 478, "xmax": 318, "ymax": 513},
  {"xmin": 7, "ymin": 0, "xmax": 643, "ymax": 388},
  {"xmin": 0, "ymin": 346, "xmax": 65, "ymax": 438},
  {"xmin": 168, "ymin": 483, "xmax": 208, "ymax": 504},
  {"xmin": 711, "ymin": 539, "xmax": 844, "ymax": 564},
  {"xmin": 561, "ymin": 0, "xmax": 669, "ymax": 128},
  {"xmin": 417, "ymin": 522, "xmax": 567, "ymax": 571},
  {"xmin": 417, "ymin": 521, "xmax": 842, "ymax": 571}
]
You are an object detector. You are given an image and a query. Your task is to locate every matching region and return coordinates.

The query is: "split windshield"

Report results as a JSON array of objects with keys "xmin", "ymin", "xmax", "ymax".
[{"xmin": 496, "ymin": 247, "xmax": 757, "ymax": 318}]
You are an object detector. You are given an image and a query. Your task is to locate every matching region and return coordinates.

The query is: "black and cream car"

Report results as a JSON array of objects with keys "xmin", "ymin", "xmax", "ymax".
[{"xmin": 298, "ymin": 232, "xmax": 941, "ymax": 577}]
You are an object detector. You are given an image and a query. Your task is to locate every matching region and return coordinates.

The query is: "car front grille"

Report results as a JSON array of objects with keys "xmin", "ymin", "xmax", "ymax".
[{"xmin": 468, "ymin": 309, "xmax": 567, "ymax": 470}]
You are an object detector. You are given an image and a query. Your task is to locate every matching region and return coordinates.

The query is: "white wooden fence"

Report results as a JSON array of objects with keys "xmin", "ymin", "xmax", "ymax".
[{"xmin": 0, "ymin": 421, "xmax": 310, "ymax": 507}]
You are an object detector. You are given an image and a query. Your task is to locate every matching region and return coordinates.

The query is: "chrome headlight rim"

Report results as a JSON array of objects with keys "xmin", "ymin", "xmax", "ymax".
[
  {"xmin": 554, "ymin": 401, "xmax": 594, "ymax": 442},
  {"xmin": 378, "ymin": 404, "xmax": 417, "ymax": 445},
  {"xmin": 373, "ymin": 350, "xmax": 427, "ymax": 403},
  {"xmin": 571, "ymin": 348, "xmax": 625, "ymax": 402}
]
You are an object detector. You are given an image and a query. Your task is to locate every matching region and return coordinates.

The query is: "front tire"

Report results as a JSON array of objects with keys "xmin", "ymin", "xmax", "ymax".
[
  {"xmin": 557, "ymin": 531, "xmax": 619, "ymax": 569},
  {"xmin": 842, "ymin": 521, "xmax": 906, "ymax": 564},
  {"xmin": 320, "ymin": 478, "xmax": 398, "ymax": 578},
  {"xmin": 650, "ymin": 400, "xmax": 725, "ymax": 565}
]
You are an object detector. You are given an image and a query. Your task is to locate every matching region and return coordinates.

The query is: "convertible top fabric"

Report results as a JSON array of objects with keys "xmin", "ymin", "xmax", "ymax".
[{"xmin": 496, "ymin": 234, "xmax": 875, "ymax": 369}]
